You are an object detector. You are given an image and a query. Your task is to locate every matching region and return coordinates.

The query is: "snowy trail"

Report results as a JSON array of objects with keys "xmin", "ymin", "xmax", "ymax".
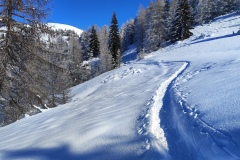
[
  {"xmin": 0, "ymin": 60, "xmax": 185, "ymax": 160},
  {"xmin": 149, "ymin": 63, "xmax": 188, "ymax": 153},
  {"xmin": 135, "ymin": 62, "xmax": 188, "ymax": 159}
]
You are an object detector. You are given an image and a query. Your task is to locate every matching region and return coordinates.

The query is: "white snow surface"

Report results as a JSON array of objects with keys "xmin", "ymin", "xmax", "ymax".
[
  {"xmin": 48, "ymin": 23, "xmax": 83, "ymax": 36},
  {"xmin": 150, "ymin": 12, "xmax": 240, "ymax": 160},
  {"xmin": 1, "ymin": 12, "xmax": 240, "ymax": 160},
  {"xmin": 0, "ymin": 61, "xmax": 183, "ymax": 160}
]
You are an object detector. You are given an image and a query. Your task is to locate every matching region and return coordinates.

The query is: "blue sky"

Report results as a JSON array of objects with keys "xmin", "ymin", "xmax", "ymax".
[{"xmin": 48, "ymin": 0, "xmax": 150, "ymax": 30}]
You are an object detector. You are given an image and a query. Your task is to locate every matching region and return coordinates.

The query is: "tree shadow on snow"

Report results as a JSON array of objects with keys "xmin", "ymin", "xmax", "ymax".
[
  {"xmin": 122, "ymin": 51, "xmax": 138, "ymax": 64},
  {"xmin": 1, "ymin": 144, "xmax": 108, "ymax": 160},
  {"xmin": 1, "ymin": 138, "xmax": 157, "ymax": 160},
  {"xmin": 191, "ymin": 33, "xmax": 239, "ymax": 45}
]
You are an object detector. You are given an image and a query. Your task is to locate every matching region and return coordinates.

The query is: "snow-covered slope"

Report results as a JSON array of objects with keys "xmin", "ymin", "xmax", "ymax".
[
  {"xmin": 151, "ymin": 12, "xmax": 240, "ymax": 160},
  {"xmin": 0, "ymin": 13, "xmax": 240, "ymax": 160},
  {"xmin": 48, "ymin": 23, "xmax": 83, "ymax": 36},
  {"xmin": 0, "ymin": 61, "xmax": 184, "ymax": 160}
]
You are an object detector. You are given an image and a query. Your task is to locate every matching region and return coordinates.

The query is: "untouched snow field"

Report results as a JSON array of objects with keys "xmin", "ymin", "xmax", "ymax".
[{"xmin": 0, "ymin": 13, "xmax": 240, "ymax": 160}]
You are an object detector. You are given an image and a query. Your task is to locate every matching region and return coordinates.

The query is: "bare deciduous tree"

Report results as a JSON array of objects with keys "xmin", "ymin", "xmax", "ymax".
[{"xmin": 0, "ymin": 0, "xmax": 52, "ymax": 124}]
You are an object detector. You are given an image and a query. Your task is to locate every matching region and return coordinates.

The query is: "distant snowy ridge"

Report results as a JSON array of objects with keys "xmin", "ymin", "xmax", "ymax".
[{"xmin": 48, "ymin": 23, "xmax": 83, "ymax": 36}]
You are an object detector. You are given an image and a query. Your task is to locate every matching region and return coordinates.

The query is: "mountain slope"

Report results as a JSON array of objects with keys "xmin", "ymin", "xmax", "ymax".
[
  {"xmin": 48, "ymin": 23, "xmax": 83, "ymax": 36},
  {"xmin": 0, "ymin": 61, "xmax": 184, "ymax": 160},
  {"xmin": 0, "ymin": 13, "xmax": 240, "ymax": 160},
  {"xmin": 154, "ymin": 12, "xmax": 240, "ymax": 160}
]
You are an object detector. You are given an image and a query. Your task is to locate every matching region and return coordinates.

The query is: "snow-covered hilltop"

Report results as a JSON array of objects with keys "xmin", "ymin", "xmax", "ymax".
[
  {"xmin": 0, "ymin": 13, "xmax": 240, "ymax": 160},
  {"xmin": 48, "ymin": 23, "xmax": 83, "ymax": 36}
]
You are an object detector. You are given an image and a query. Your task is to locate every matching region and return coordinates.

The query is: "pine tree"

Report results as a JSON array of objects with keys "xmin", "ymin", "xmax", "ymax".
[
  {"xmin": 188, "ymin": 0, "xmax": 199, "ymax": 24},
  {"xmin": 46, "ymin": 60, "xmax": 71, "ymax": 108},
  {"xmin": 98, "ymin": 25, "xmax": 113, "ymax": 72},
  {"xmin": 79, "ymin": 30, "xmax": 91, "ymax": 61},
  {"xmin": 121, "ymin": 19, "xmax": 135, "ymax": 52},
  {"xmin": 223, "ymin": 0, "xmax": 240, "ymax": 13},
  {"xmin": 144, "ymin": 1, "xmax": 165, "ymax": 53},
  {"xmin": 39, "ymin": 35, "xmax": 72, "ymax": 108},
  {"xmin": 68, "ymin": 34, "xmax": 83, "ymax": 86},
  {"xmin": 171, "ymin": 0, "xmax": 193, "ymax": 43},
  {"xmin": 89, "ymin": 26, "xmax": 100, "ymax": 58},
  {"xmin": 164, "ymin": 0, "xmax": 170, "ymax": 14},
  {"xmin": 232, "ymin": 0, "xmax": 240, "ymax": 12},
  {"xmin": 169, "ymin": 0, "xmax": 179, "ymax": 20},
  {"xmin": 163, "ymin": 0, "xmax": 171, "ymax": 42},
  {"xmin": 134, "ymin": 4, "xmax": 146, "ymax": 52},
  {"xmin": 109, "ymin": 12, "xmax": 121, "ymax": 68}
]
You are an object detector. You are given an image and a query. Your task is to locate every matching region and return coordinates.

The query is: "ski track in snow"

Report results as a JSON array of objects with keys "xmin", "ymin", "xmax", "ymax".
[
  {"xmin": 149, "ymin": 63, "xmax": 188, "ymax": 150},
  {"xmin": 137, "ymin": 62, "xmax": 188, "ymax": 159}
]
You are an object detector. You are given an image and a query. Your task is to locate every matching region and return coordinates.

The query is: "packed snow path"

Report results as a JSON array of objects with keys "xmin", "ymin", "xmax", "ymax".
[
  {"xmin": 0, "ymin": 60, "xmax": 186, "ymax": 160},
  {"xmin": 144, "ymin": 62, "xmax": 188, "ymax": 159}
]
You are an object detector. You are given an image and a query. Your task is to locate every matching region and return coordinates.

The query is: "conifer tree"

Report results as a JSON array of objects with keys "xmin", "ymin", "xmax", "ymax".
[
  {"xmin": 134, "ymin": 4, "xmax": 146, "ymax": 52},
  {"xmin": 98, "ymin": 25, "xmax": 113, "ymax": 72},
  {"xmin": 68, "ymin": 34, "xmax": 83, "ymax": 86},
  {"xmin": 171, "ymin": 0, "xmax": 193, "ymax": 43},
  {"xmin": 79, "ymin": 29, "xmax": 91, "ymax": 61},
  {"xmin": 164, "ymin": 0, "xmax": 170, "ymax": 14},
  {"xmin": 163, "ymin": 0, "xmax": 171, "ymax": 42},
  {"xmin": 109, "ymin": 12, "xmax": 121, "ymax": 68},
  {"xmin": 89, "ymin": 26, "xmax": 100, "ymax": 58},
  {"xmin": 144, "ymin": 1, "xmax": 165, "ymax": 53},
  {"xmin": 169, "ymin": 0, "xmax": 179, "ymax": 20},
  {"xmin": 223, "ymin": 0, "xmax": 239, "ymax": 13},
  {"xmin": 121, "ymin": 19, "xmax": 135, "ymax": 52},
  {"xmin": 188, "ymin": 0, "xmax": 199, "ymax": 24},
  {"xmin": 232, "ymin": 0, "xmax": 240, "ymax": 12}
]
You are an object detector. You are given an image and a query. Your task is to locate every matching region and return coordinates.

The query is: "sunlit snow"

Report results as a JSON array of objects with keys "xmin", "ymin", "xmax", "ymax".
[
  {"xmin": 48, "ymin": 23, "xmax": 83, "ymax": 36},
  {"xmin": 0, "ymin": 12, "xmax": 240, "ymax": 160}
]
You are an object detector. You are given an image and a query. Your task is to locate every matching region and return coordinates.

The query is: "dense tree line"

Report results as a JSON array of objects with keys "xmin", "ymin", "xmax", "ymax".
[
  {"xmin": 120, "ymin": 0, "xmax": 240, "ymax": 53},
  {"xmin": 79, "ymin": 12, "xmax": 121, "ymax": 74},
  {"xmin": 61, "ymin": 0, "xmax": 240, "ymax": 104},
  {"xmin": 77, "ymin": 0, "xmax": 240, "ymax": 85}
]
